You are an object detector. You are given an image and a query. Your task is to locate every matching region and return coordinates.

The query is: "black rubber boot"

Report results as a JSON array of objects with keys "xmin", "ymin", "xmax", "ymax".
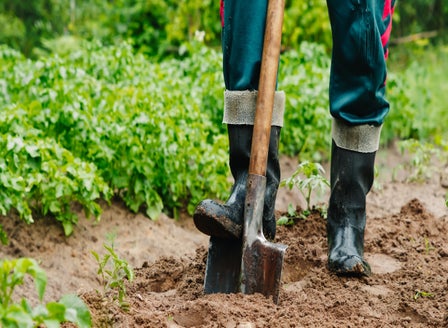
[
  {"xmin": 327, "ymin": 140, "xmax": 376, "ymax": 276},
  {"xmin": 193, "ymin": 124, "xmax": 281, "ymax": 241}
]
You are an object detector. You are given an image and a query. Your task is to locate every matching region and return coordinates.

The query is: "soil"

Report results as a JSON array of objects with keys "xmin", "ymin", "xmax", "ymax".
[{"xmin": 1, "ymin": 144, "xmax": 448, "ymax": 328}]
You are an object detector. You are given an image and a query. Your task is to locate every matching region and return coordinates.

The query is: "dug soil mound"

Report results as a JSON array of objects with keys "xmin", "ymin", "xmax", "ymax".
[{"xmin": 79, "ymin": 199, "xmax": 448, "ymax": 328}]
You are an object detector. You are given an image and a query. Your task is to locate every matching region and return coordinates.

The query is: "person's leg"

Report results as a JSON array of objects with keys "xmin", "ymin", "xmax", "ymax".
[
  {"xmin": 194, "ymin": 0, "xmax": 285, "ymax": 241},
  {"xmin": 326, "ymin": 0, "xmax": 395, "ymax": 275}
]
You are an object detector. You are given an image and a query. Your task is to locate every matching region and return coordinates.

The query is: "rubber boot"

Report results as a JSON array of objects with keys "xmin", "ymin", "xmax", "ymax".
[
  {"xmin": 193, "ymin": 124, "xmax": 281, "ymax": 241},
  {"xmin": 327, "ymin": 140, "xmax": 376, "ymax": 276}
]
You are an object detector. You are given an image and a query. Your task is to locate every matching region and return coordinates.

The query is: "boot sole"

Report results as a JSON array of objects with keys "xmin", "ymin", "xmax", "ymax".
[
  {"xmin": 328, "ymin": 259, "xmax": 372, "ymax": 277},
  {"xmin": 193, "ymin": 206, "xmax": 242, "ymax": 240}
]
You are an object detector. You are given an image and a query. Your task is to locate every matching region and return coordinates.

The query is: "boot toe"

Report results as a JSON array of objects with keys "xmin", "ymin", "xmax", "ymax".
[
  {"xmin": 328, "ymin": 253, "xmax": 371, "ymax": 276},
  {"xmin": 193, "ymin": 200, "xmax": 242, "ymax": 239}
]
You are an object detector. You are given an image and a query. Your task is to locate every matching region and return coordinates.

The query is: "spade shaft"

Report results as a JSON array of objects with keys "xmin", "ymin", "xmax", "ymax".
[{"xmin": 240, "ymin": 0, "xmax": 286, "ymax": 304}]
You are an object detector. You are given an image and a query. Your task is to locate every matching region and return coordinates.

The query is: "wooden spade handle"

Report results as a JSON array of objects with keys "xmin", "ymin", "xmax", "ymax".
[{"xmin": 249, "ymin": 0, "xmax": 285, "ymax": 176}]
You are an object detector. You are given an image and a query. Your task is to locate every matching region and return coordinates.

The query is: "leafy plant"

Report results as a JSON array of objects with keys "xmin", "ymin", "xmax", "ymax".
[
  {"xmin": 0, "ymin": 133, "xmax": 112, "ymax": 236},
  {"xmin": 1, "ymin": 39, "xmax": 447, "ymax": 237},
  {"xmin": 91, "ymin": 240, "xmax": 134, "ymax": 310},
  {"xmin": 0, "ymin": 42, "xmax": 229, "ymax": 234},
  {"xmin": 0, "ymin": 257, "xmax": 91, "ymax": 328},
  {"xmin": 396, "ymin": 139, "xmax": 441, "ymax": 182},
  {"xmin": 280, "ymin": 161, "xmax": 330, "ymax": 212}
]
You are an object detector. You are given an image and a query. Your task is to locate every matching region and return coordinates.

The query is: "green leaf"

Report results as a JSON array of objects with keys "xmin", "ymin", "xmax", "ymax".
[
  {"xmin": 0, "ymin": 224, "xmax": 8, "ymax": 245},
  {"xmin": 277, "ymin": 216, "xmax": 290, "ymax": 226},
  {"xmin": 43, "ymin": 319, "xmax": 62, "ymax": 328},
  {"xmin": 91, "ymin": 251, "xmax": 100, "ymax": 262},
  {"xmin": 45, "ymin": 302, "xmax": 66, "ymax": 321},
  {"xmin": 25, "ymin": 145, "xmax": 40, "ymax": 158},
  {"xmin": 59, "ymin": 294, "xmax": 92, "ymax": 328},
  {"xmin": 31, "ymin": 303, "xmax": 48, "ymax": 319},
  {"xmin": 2, "ymin": 304, "xmax": 34, "ymax": 328},
  {"xmin": 62, "ymin": 221, "xmax": 74, "ymax": 236},
  {"xmin": 287, "ymin": 203, "xmax": 296, "ymax": 217},
  {"xmin": 16, "ymin": 258, "xmax": 47, "ymax": 302},
  {"xmin": 146, "ymin": 201, "xmax": 163, "ymax": 220}
]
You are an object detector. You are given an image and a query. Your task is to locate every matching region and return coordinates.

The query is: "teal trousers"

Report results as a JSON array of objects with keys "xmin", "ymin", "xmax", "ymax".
[{"xmin": 221, "ymin": 0, "xmax": 396, "ymax": 126}]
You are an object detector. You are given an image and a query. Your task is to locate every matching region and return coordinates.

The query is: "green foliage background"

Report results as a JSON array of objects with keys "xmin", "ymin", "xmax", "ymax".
[
  {"xmin": 0, "ymin": 42, "xmax": 231, "ymax": 235},
  {"xmin": 2, "ymin": 0, "xmax": 447, "ymax": 58},
  {"xmin": 0, "ymin": 1, "xmax": 447, "ymax": 234}
]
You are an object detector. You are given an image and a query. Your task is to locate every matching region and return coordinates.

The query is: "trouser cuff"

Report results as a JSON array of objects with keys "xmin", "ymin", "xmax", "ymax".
[
  {"xmin": 223, "ymin": 90, "xmax": 285, "ymax": 127},
  {"xmin": 332, "ymin": 119, "xmax": 382, "ymax": 153}
]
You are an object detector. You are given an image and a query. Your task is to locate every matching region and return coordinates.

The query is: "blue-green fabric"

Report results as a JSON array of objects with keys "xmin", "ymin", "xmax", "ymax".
[
  {"xmin": 326, "ymin": 0, "xmax": 393, "ymax": 125},
  {"xmin": 222, "ymin": 0, "xmax": 268, "ymax": 91},
  {"xmin": 222, "ymin": 0, "xmax": 395, "ymax": 126}
]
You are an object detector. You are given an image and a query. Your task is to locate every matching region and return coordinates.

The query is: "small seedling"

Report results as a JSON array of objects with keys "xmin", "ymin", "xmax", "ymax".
[
  {"xmin": 413, "ymin": 290, "xmax": 434, "ymax": 300},
  {"xmin": 372, "ymin": 166, "xmax": 382, "ymax": 191},
  {"xmin": 0, "ymin": 257, "xmax": 91, "ymax": 327},
  {"xmin": 92, "ymin": 238, "xmax": 134, "ymax": 311},
  {"xmin": 277, "ymin": 203, "xmax": 307, "ymax": 226},
  {"xmin": 424, "ymin": 237, "xmax": 435, "ymax": 254},
  {"xmin": 280, "ymin": 161, "xmax": 330, "ymax": 212}
]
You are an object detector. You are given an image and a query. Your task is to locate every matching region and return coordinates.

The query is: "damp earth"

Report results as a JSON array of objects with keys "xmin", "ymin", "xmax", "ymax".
[{"xmin": 1, "ymin": 145, "xmax": 447, "ymax": 327}]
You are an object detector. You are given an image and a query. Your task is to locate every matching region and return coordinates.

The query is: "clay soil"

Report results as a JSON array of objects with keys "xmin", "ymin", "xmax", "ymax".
[{"xmin": 1, "ymin": 144, "xmax": 448, "ymax": 328}]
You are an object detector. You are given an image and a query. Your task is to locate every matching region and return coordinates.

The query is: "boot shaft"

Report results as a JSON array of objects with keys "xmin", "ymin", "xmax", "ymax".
[
  {"xmin": 228, "ymin": 124, "xmax": 281, "ymax": 189},
  {"xmin": 327, "ymin": 139, "xmax": 377, "ymax": 275},
  {"xmin": 329, "ymin": 140, "xmax": 376, "ymax": 206},
  {"xmin": 328, "ymin": 140, "xmax": 376, "ymax": 227}
]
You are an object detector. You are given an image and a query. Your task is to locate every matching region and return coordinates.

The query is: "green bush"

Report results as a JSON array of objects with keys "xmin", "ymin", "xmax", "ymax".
[
  {"xmin": 0, "ymin": 0, "xmax": 332, "ymax": 58},
  {"xmin": 0, "ymin": 42, "xmax": 229, "ymax": 235},
  {"xmin": 2, "ymin": 0, "xmax": 448, "ymax": 59}
]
